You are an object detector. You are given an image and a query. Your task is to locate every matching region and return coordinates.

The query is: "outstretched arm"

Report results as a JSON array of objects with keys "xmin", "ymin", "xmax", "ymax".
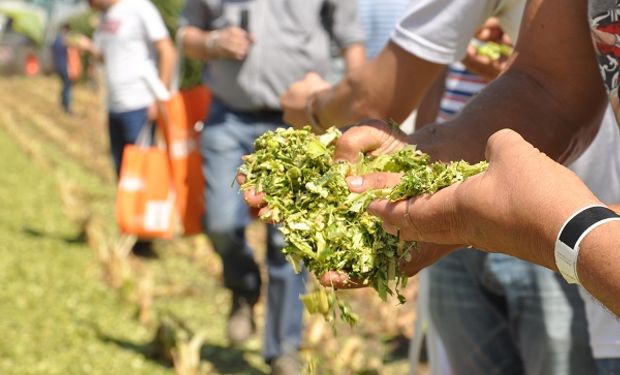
[
  {"xmin": 281, "ymin": 41, "xmax": 446, "ymax": 129},
  {"xmin": 410, "ymin": 0, "xmax": 607, "ymax": 165},
  {"xmin": 366, "ymin": 129, "xmax": 620, "ymax": 315}
]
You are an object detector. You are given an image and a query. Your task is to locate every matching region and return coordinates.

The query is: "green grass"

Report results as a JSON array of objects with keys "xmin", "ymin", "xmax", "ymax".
[
  {"xmin": 0, "ymin": 126, "xmax": 270, "ymax": 374},
  {"xmin": 0, "ymin": 126, "xmax": 167, "ymax": 374}
]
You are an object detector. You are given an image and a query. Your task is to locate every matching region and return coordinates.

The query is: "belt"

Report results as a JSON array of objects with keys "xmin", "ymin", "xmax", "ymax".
[{"xmin": 213, "ymin": 98, "xmax": 282, "ymax": 118}]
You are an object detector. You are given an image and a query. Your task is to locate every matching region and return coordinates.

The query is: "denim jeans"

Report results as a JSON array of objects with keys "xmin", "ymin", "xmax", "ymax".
[
  {"xmin": 58, "ymin": 70, "xmax": 72, "ymax": 113},
  {"xmin": 108, "ymin": 107, "xmax": 149, "ymax": 176},
  {"xmin": 596, "ymin": 359, "xmax": 620, "ymax": 375},
  {"xmin": 429, "ymin": 249, "xmax": 595, "ymax": 375},
  {"xmin": 200, "ymin": 99, "xmax": 305, "ymax": 361}
]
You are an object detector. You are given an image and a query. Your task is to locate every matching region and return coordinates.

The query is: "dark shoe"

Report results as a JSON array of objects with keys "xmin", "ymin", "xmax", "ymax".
[
  {"xmin": 131, "ymin": 240, "xmax": 158, "ymax": 259},
  {"xmin": 227, "ymin": 296, "xmax": 255, "ymax": 345},
  {"xmin": 271, "ymin": 352, "xmax": 302, "ymax": 375}
]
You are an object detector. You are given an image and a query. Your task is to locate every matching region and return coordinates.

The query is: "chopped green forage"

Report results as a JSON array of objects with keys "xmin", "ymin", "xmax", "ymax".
[
  {"xmin": 474, "ymin": 41, "xmax": 513, "ymax": 60},
  {"xmin": 239, "ymin": 127, "xmax": 487, "ymax": 325}
]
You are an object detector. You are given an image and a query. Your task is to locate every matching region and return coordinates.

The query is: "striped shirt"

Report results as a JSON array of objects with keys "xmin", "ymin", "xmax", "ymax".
[{"xmin": 437, "ymin": 62, "xmax": 487, "ymax": 122}]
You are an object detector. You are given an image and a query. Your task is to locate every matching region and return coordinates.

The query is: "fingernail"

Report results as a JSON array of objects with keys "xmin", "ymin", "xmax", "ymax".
[{"xmin": 347, "ymin": 176, "xmax": 362, "ymax": 188}]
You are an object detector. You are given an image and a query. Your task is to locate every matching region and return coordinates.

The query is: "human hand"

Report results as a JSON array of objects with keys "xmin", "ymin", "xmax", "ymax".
[
  {"xmin": 281, "ymin": 72, "xmax": 331, "ymax": 129},
  {"xmin": 74, "ymin": 35, "xmax": 96, "ymax": 54},
  {"xmin": 463, "ymin": 18, "xmax": 512, "ymax": 82},
  {"xmin": 237, "ymin": 119, "xmax": 409, "ymax": 220},
  {"xmin": 207, "ymin": 26, "xmax": 254, "ymax": 60},
  {"xmin": 147, "ymin": 102, "xmax": 159, "ymax": 122},
  {"xmin": 319, "ymin": 243, "xmax": 457, "ymax": 289},
  {"xmin": 236, "ymin": 172, "xmax": 272, "ymax": 220},
  {"xmin": 367, "ymin": 129, "xmax": 601, "ymax": 269},
  {"xmin": 333, "ymin": 119, "xmax": 410, "ymax": 163}
]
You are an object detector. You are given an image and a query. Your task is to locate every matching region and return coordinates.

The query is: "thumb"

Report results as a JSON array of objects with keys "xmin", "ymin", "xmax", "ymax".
[
  {"xmin": 347, "ymin": 172, "xmax": 403, "ymax": 193},
  {"xmin": 484, "ymin": 128, "xmax": 529, "ymax": 164},
  {"xmin": 305, "ymin": 71, "xmax": 322, "ymax": 81}
]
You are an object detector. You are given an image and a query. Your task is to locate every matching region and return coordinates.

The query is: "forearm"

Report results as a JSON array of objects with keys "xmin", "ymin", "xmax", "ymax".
[
  {"xmin": 414, "ymin": 67, "xmax": 447, "ymax": 131},
  {"xmin": 314, "ymin": 42, "xmax": 445, "ymax": 128},
  {"xmin": 341, "ymin": 43, "xmax": 366, "ymax": 73},
  {"xmin": 180, "ymin": 26, "xmax": 216, "ymax": 60},
  {"xmin": 157, "ymin": 39, "xmax": 176, "ymax": 89},
  {"xmin": 410, "ymin": 68, "xmax": 606, "ymax": 164},
  {"xmin": 577, "ymin": 220, "xmax": 620, "ymax": 315},
  {"xmin": 608, "ymin": 204, "xmax": 620, "ymax": 213}
]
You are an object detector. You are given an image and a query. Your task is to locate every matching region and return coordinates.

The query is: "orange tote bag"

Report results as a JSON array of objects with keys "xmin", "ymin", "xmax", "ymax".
[
  {"xmin": 157, "ymin": 85, "xmax": 211, "ymax": 235},
  {"xmin": 67, "ymin": 47, "xmax": 82, "ymax": 81},
  {"xmin": 116, "ymin": 124, "xmax": 176, "ymax": 239}
]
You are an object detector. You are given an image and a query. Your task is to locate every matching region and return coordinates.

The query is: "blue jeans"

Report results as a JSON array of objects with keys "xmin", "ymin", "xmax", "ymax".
[
  {"xmin": 58, "ymin": 69, "xmax": 72, "ymax": 113},
  {"xmin": 200, "ymin": 99, "xmax": 305, "ymax": 361},
  {"xmin": 596, "ymin": 359, "xmax": 620, "ymax": 375},
  {"xmin": 429, "ymin": 249, "xmax": 595, "ymax": 375},
  {"xmin": 108, "ymin": 108, "xmax": 149, "ymax": 176}
]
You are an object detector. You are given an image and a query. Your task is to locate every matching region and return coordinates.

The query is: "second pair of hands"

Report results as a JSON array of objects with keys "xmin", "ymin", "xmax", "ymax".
[{"xmin": 239, "ymin": 120, "xmax": 459, "ymax": 289}]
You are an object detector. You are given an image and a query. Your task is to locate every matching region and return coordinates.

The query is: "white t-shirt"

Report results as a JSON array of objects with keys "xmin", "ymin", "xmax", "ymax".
[
  {"xmin": 390, "ymin": 0, "xmax": 525, "ymax": 64},
  {"xmin": 94, "ymin": 0, "xmax": 169, "ymax": 113},
  {"xmin": 570, "ymin": 106, "xmax": 620, "ymax": 359},
  {"xmin": 392, "ymin": 0, "xmax": 620, "ymax": 361}
]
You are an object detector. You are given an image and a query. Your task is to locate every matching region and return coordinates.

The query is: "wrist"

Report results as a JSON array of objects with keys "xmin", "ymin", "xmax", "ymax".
[
  {"xmin": 553, "ymin": 204, "xmax": 620, "ymax": 284},
  {"xmin": 205, "ymin": 30, "xmax": 220, "ymax": 58},
  {"xmin": 306, "ymin": 91, "xmax": 325, "ymax": 133}
]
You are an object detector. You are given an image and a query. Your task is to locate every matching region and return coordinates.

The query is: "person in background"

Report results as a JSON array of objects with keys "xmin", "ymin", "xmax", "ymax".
[
  {"xmin": 178, "ymin": 1, "xmax": 364, "ymax": 373},
  {"xmin": 52, "ymin": 23, "xmax": 73, "ymax": 114},
  {"xmin": 81, "ymin": 0, "xmax": 176, "ymax": 257}
]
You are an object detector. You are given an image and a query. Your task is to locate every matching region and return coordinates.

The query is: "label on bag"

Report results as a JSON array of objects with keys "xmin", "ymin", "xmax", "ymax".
[
  {"xmin": 118, "ymin": 176, "xmax": 145, "ymax": 192},
  {"xmin": 144, "ymin": 199, "xmax": 173, "ymax": 231},
  {"xmin": 171, "ymin": 139, "xmax": 198, "ymax": 159}
]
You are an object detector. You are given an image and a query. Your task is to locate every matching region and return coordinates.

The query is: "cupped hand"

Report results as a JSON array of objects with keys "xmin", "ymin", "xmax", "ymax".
[
  {"xmin": 319, "ymin": 243, "xmax": 457, "ymax": 289},
  {"xmin": 368, "ymin": 129, "xmax": 601, "ymax": 269}
]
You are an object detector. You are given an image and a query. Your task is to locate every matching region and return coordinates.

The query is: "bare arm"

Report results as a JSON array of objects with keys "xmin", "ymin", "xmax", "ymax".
[
  {"xmin": 180, "ymin": 25, "xmax": 252, "ymax": 61},
  {"xmin": 313, "ymin": 41, "xmax": 445, "ymax": 127},
  {"xmin": 410, "ymin": 0, "xmax": 607, "ymax": 165},
  {"xmin": 154, "ymin": 37, "xmax": 176, "ymax": 89},
  {"xmin": 76, "ymin": 36, "xmax": 103, "ymax": 63},
  {"xmin": 340, "ymin": 42, "xmax": 366, "ymax": 72},
  {"xmin": 414, "ymin": 67, "xmax": 447, "ymax": 130}
]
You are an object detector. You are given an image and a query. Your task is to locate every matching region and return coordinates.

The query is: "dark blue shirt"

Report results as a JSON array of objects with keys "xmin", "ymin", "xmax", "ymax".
[{"xmin": 52, "ymin": 34, "xmax": 68, "ymax": 75}]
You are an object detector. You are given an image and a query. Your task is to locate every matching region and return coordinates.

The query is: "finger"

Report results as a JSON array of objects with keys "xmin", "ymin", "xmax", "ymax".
[
  {"xmin": 346, "ymin": 172, "xmax": 402, "ymax": 193},
  {"xmin": 399, "ymin": 243, "xmax": 459, "ymax": 277},
  {"xmin": 304, "ymin": 71, "xmax": 322, "ymax": 81},
  {"xmin": 257, "ymin": 207, "xmax": 275, "ymax": 223},
  {"xmin": 333, "ymin": 120, "xmax": 404, "ymax": 163},
  {"xmin": 382, "ymin": 221, "xmax": 399, "ymax": 237},
  {"xmin": 235, "ymin": 173, "xmax": 246, "ymax": 185},
  {"xmin": 243, "ymin": 188, "xmax": 266, "ymax": 208},
  {"xmin": 485, "ymin": 129, "xmax": 527, "ymax": 163},
  {"xmin": 367, "ymin": 198, "xmax": 406, "ymax": 229},
  {"xmin": 378, "ymin": 187, "xmax": 465, "ymax": 244},
  {"xmin": 319, "ymin": 271, "xmax": 365, "ymax": 289}
]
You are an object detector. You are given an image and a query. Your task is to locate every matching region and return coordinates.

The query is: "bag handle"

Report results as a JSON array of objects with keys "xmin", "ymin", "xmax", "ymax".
[{"xmin": 134, "ymin": 121, "xmax": 155, "ymax": 148}]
